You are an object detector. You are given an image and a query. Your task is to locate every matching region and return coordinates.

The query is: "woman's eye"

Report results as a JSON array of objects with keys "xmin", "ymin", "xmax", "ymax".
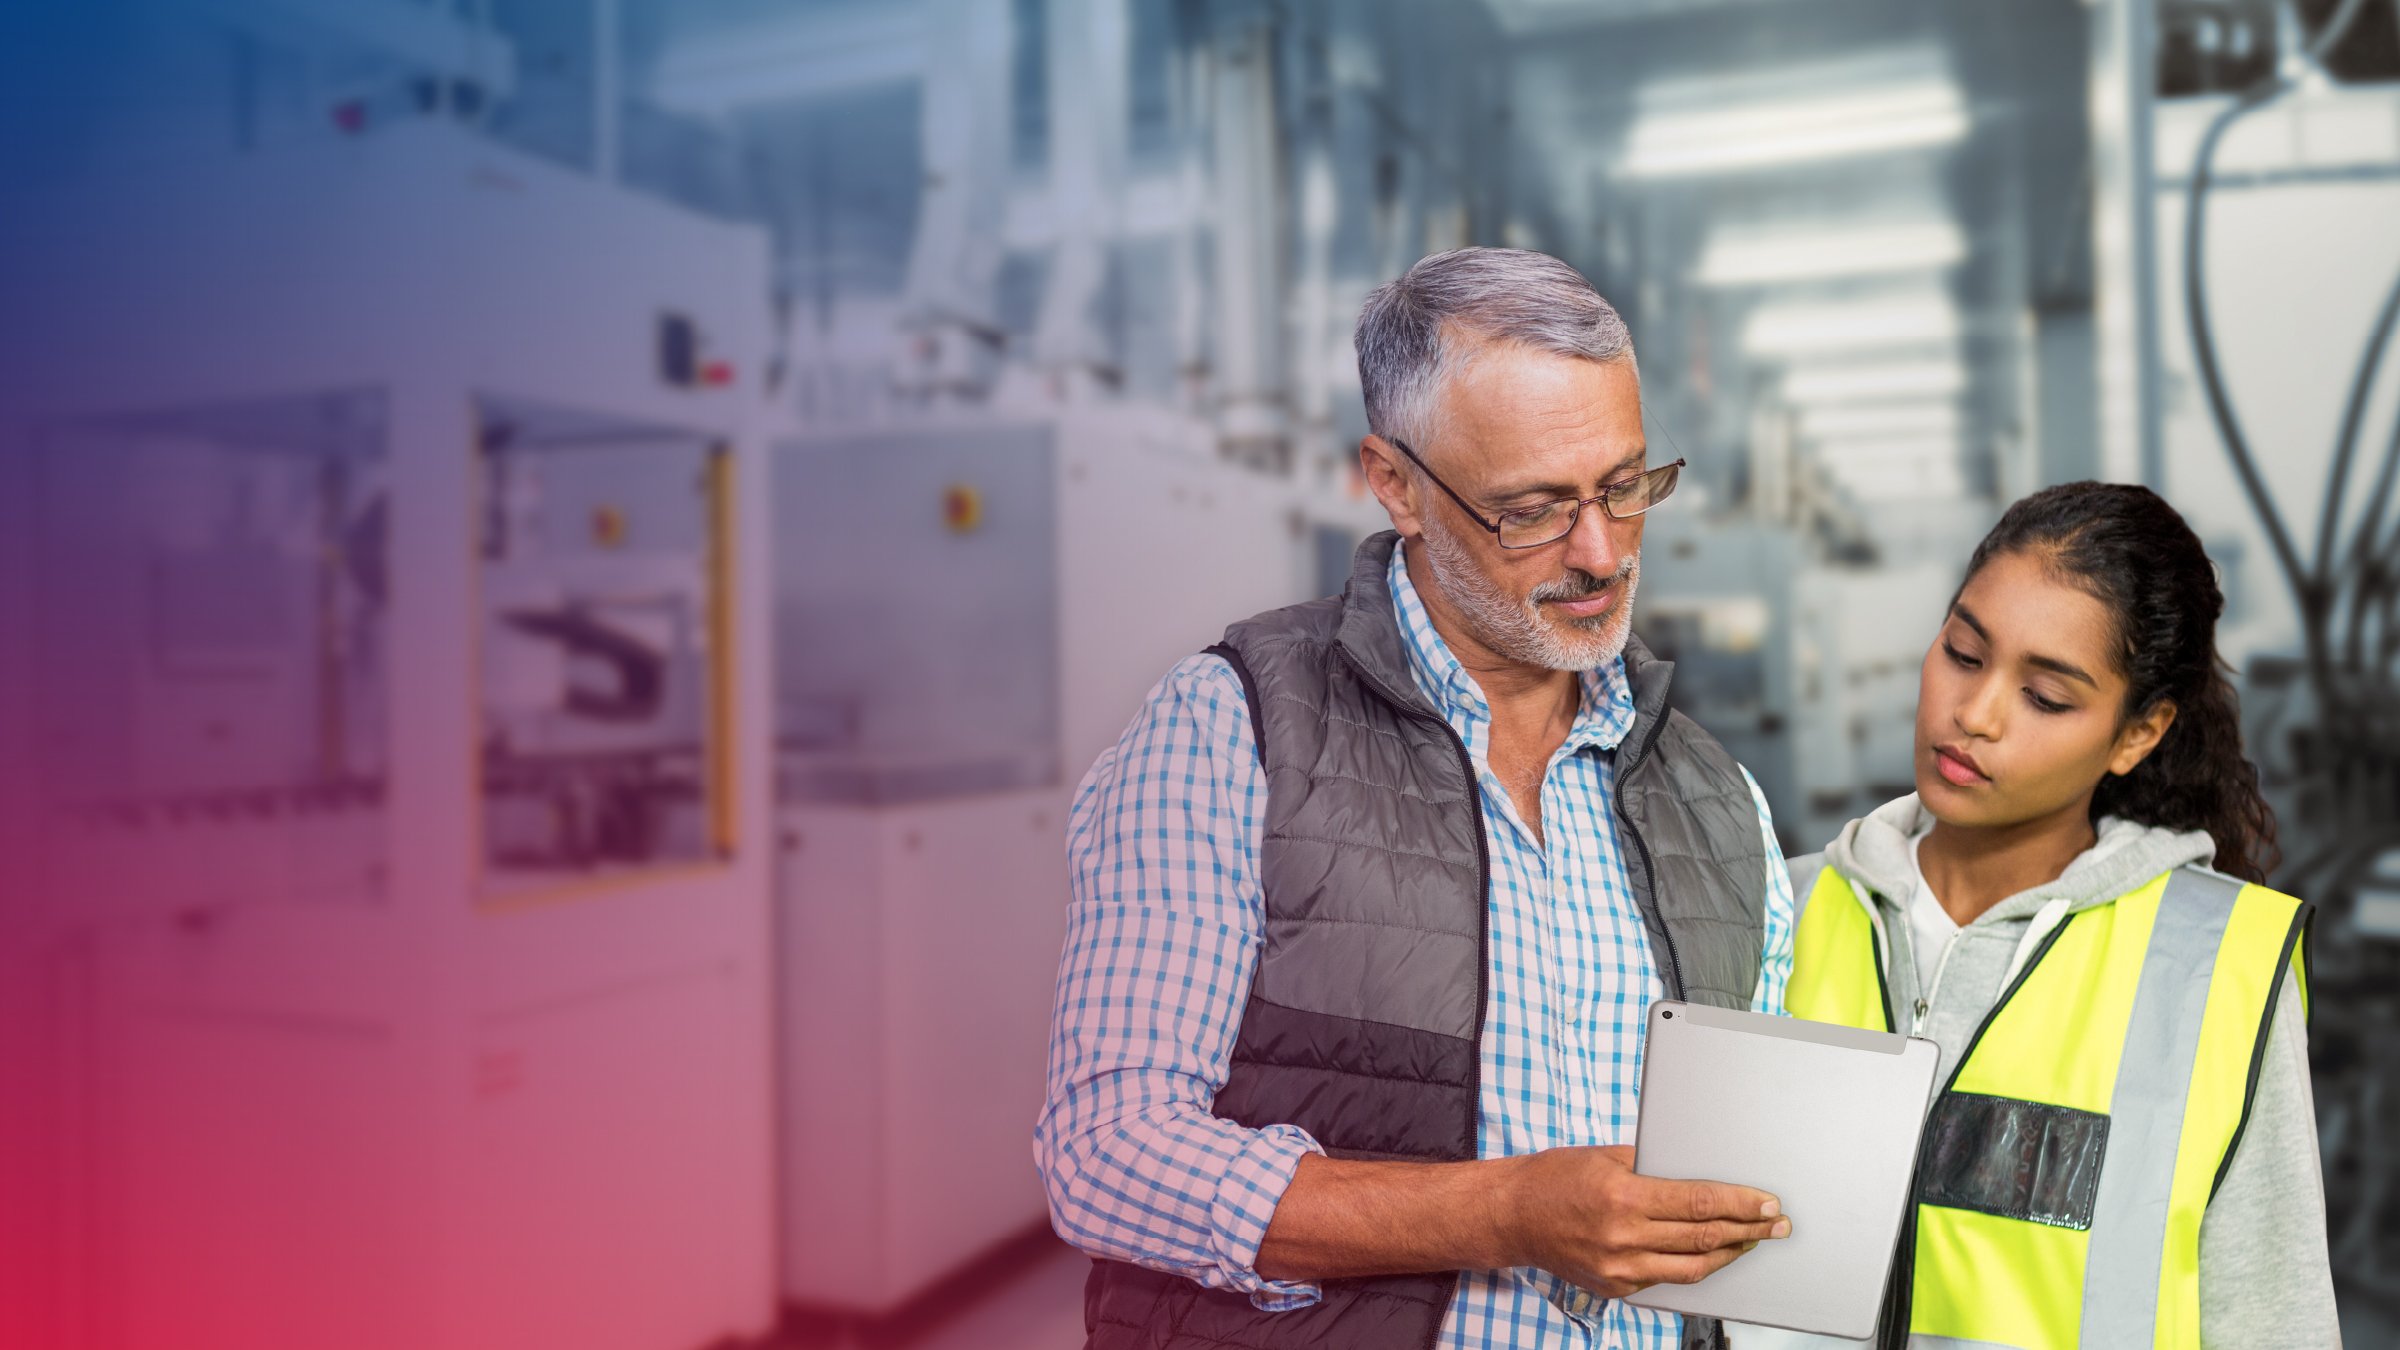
[
  {"xmin": 1943, "ymin": 641, "xmax": 1982, "ymax": 670},
  {"xmin": 2026, "ymin": 690, "xmax": 2071, "ymax": 714}
]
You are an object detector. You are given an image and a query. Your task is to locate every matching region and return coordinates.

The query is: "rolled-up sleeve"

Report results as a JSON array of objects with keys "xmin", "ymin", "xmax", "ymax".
[
  {"xmin": 1742, "ymin": 766, "xmax": 1797, "ymax": 1016},
  {"xmin": 1033, "ymin": 654, "xmax": 1325, "ymax": 1309}
]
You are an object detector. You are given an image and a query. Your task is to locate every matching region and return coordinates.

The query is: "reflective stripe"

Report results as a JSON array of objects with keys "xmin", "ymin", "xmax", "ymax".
[
  {"xmin": 2161, "ymin": 885, "xmax": 2306, "ymax": 1345},
  {"xmin": 2075, "ymin": 870, "xmax": 2241, "ymax": 1346},
  {"xmin": 1909, "ymin": 1337, "xmax": 2026, "ymax": 1349}
]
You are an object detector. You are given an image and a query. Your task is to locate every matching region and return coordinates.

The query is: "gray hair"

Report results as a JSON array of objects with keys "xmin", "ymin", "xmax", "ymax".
[{"xmin": 1354, "ymin": 247, "xmax": 1637, "ymax": 453}]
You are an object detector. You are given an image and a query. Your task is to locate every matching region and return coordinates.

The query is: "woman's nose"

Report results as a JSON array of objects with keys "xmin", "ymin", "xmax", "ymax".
[{"xmin": 1954, "ymin": 676, "xmax": 2006, "ymax": 739}]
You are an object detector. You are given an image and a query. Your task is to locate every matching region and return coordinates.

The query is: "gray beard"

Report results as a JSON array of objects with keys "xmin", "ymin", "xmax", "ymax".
[{"xmin": 1419, "ymin": 515, "xmax": 1641, "ymax": 673}]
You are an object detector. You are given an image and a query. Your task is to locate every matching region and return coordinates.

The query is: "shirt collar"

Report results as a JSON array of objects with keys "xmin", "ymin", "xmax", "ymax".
[{"xmin": 1385, "ymin": 541, "xmax": 1635, "ymax": 755}]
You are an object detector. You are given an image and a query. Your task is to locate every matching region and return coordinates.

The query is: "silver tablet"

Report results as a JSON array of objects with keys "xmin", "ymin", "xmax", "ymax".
[{"xmin": 1625, "ymin": 1001, "xmax": 1939, "ymax": 1340}]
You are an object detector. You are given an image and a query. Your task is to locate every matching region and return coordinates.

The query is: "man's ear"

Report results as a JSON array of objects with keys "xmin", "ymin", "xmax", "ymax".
[
  {"xmin": 2106, "ymin": 699, "xmax": 2178, "ymax": 778},
  {"xmin": 1359, "ymin": 436, "xmax": 1424, "ymax": 539}
]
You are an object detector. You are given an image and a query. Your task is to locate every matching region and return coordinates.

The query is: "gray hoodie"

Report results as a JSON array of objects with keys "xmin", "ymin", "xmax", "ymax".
[{"xmin": 1736, "ymin": 795, "xmax": 2338, "ymax": 1349}]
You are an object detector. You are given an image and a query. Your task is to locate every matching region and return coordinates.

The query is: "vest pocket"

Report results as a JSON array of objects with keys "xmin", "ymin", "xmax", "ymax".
[{"xmin": 1916, "ymin": 1091, "xmax": 2109, "ymax": 1230}]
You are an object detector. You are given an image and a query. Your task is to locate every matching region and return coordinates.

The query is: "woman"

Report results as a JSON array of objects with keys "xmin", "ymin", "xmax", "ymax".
[{"xmin": 1780, "ymin": 482, "xmax": 2339, "ymax": 1349}]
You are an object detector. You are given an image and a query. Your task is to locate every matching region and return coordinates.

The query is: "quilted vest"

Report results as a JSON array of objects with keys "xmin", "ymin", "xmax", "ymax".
[{"xmin": 1083, "ymin": 531, "xmax": 1769, "ymax": 1350}]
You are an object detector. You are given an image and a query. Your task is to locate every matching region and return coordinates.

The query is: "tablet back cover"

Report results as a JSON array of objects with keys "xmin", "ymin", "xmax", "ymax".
[{"xmin": 1625, "ymin": 1002, "xmax": 1939, "ymax": 1339}]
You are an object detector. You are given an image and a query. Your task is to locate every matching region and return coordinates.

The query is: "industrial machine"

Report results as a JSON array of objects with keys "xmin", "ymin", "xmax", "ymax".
[
  {"xmin": 475, "ymin": 395, "xmax": 737, "ymax": 901},
  {"xmin": 0, "ymin": 122, "xmax": 779, "ymax": 1350},
  {"xmin": 769, "ymin": 407, "xmax": 1367, "ymax": 1313}
]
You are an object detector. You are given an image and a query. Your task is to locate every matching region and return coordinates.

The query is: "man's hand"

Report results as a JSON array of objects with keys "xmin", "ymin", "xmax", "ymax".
[{"xmin": 1504, "ymin": 1144, "xmax": 1790, "ymax": 1298}]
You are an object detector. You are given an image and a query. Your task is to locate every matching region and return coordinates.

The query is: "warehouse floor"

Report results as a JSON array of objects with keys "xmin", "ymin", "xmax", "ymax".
[{"xmin": 769, "ymin": 1232, "xmax": 1086, "ymax": 1350}]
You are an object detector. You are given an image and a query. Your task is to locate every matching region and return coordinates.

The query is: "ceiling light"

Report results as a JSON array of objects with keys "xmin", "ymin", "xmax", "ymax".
[
  {"xmin": 1698, "ymin": 221, "xmax": 1967, "ymax": 287},
  {"xmin": 1836, "ymin": 463, "xmax": 1970, "ymax": 501},
  {"xmin": 1782, "ymin": 360, "xmax": 1967, "ymax": 404},
  {"xmin": 1622, "ymin": 80, "xmax": 1968, "ymax": 178},
  {"xmin": 1799, "ymin": 403, "xmax": 1962, "ymax": 439},
  {"xmin": 1745, "ymin": 295, "xmax": 1959, "ymax": 356},
  {"xmin": 1812, "ymin": 435, "xmax": 1960, "ymax": 465}
]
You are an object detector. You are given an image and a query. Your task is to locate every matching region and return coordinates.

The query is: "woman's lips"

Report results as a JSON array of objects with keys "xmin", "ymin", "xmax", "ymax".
[{"xmin": 1934, "ymin": 746, "xmax": 1990, "ymax": 787}]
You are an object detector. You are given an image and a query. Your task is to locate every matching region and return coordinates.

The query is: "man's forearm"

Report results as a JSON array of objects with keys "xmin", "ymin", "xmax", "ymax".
[
  {"xmin": 1253, "ymin": 1143, "xmax": 1788, "ymax": 1299},
  {"xmin": 1253, "ymin": 1152, "xmax": 1527, "ymax": 1281}
]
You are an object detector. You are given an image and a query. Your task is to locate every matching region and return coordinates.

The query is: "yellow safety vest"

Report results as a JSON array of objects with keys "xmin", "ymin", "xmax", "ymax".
[{"xmin": 1788, "ymin": 864, "xmax": 2310, "ymax": 1350}]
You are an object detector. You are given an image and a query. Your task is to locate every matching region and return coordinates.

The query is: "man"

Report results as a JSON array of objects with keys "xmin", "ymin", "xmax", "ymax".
[{"xmin": 1036, "ymin": 247, "xmax": 1796, "ymax": 1350}]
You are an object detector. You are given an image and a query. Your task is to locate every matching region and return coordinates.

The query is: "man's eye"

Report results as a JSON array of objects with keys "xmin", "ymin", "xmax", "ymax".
[{"xmin": 1502, "ymin": 501, "xmax": 1567, "ymax": 526}]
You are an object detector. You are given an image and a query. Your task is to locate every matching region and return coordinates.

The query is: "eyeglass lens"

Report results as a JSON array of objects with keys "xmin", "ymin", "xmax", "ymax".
[{"xmin": 1496, "ymin": 462, "xmax": 1680, "ymax": 547}]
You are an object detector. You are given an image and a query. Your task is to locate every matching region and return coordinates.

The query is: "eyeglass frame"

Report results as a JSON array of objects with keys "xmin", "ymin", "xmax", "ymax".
[{"xmin": 1385, "ymin": 437, "xmax": 1688, "ymax": 549}]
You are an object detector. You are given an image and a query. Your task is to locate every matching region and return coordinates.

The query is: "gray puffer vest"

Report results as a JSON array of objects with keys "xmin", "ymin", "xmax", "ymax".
[{"xmin": 1083, "ymin": 531, "xmax": 1768, "ymax": 1350}]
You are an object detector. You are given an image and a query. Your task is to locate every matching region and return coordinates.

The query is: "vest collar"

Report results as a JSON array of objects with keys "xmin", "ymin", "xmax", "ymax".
[
  {"xmin": 1334, "ymin": 530, "xmax": 1670, "ymax": 758},
  {"xmin": 1334, "ymin": 531, "xmax": 1440, "ymax": 718},
  {"xmin": 1616, "ymin": 631, "xmax": 1677, "ymax": 776}
]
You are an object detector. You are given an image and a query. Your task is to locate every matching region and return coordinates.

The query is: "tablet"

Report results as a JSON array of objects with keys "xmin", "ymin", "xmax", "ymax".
[{"xmin": 1624, "ymin": 1001, "xmax": 1940, "ymax": 1340}]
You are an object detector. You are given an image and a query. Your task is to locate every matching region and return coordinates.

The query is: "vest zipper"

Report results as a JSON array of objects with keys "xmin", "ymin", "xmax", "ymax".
[
  {"xmin": 1425, "ymin": 715, "xmax": 1489, "ymax": 1350},
  {"xmin": 1330, "ymin": 646, "xmax": 1495, "ymax": 1164},
  {"xmin": 1432, "ymin": 719, "xmax": 1492, "ymax": 1145},
  {"xmin": 1623, "ymin": 817, "xmax": 1684, "ymax": 1000},
  {"xmin": 1335, "ymin": 646, "xmax": 1492, "ymax": 1347}
]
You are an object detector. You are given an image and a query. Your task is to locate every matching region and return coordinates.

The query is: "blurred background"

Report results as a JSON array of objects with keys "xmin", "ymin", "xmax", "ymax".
[{"xmin": 0, "ymin": 0, "xmax": 2394, "ymax": 1346}]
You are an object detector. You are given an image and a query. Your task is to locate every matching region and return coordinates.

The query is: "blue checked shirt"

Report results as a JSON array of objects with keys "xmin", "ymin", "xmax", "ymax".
[{"xmin": 1037, "ymin": 546, "xmax": 1795, "ymax": 1349}]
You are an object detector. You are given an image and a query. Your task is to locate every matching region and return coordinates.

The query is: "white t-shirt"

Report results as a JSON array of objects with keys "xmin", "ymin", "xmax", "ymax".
[{"xmin": 1906, "ymin": 829, "xmax": 1960, "ymax": 1012}]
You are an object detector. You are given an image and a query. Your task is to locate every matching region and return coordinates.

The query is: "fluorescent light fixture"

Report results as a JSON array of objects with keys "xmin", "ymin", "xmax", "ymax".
[
  {"xmin": 1698, "ymin": 221, "xmax": 1967, "ymax": 287},
  {"xmin": 1783, "ymin": 360, "xmax": 1967, "ymax": 404},
  {"xmin": 1817, "ymin": 441, "xmax": 1963, "ymax": 476},
  {"xmin": 651, "ymin": 5, "xmax": 925, "ymax": 115},
  {"xmin": 1813, "ymin": 435, "xmax": 1960, "ymax": 465},
  {"xmin": 1839, "ymin": 463, "xmax": 1970, "ymax": 502},
  {"xmin": 1800, "ymin": 403, "xmax": 1962, "ymax": 439},
  {"xmin": 1622, "ymin": 80, "xmax": 1968, "ymax": 178},
  {"xmin": 1745, "ymin": 294, "xmax": 1959, "ymax": 356}
]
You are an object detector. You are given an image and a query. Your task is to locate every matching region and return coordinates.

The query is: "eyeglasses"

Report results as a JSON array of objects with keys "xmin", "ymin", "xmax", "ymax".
[{"xmin": 1389, "ymin": 438, "xmax": 1686, "ymax": 549}]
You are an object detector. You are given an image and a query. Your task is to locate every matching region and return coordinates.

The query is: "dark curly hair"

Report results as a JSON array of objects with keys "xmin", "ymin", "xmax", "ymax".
[{"xmin": 1961, "ymin": 481, "xmax": 2280, "ymax": 882}]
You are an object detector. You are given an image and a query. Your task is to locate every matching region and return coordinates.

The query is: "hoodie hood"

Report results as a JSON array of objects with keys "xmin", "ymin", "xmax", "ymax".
[
  {"xmin": 1824, "ymin": 793, "xmax": 2218, "ymax": 924},
  {"xmin": 1804, "ymin": 794, "xmax": 2225, "ymax": 1080}
]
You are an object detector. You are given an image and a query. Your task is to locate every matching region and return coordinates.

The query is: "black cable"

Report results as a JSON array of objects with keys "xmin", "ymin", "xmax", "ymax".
[
  {"xmin": 2315, "ymin": 264, "xmax": 2400, "ymax": 595},
  {"xmin": 2185, "ymin": 0, "xmax": 2400, "ymax": 692},
  {"xmin": 2180, "ymin": 11, "xmax": 2400, "ymax": 924},
  {"xmin": 2182, "ymin": 84, "xmax": 2331, "ymax": 674},
  {"xmin": 2311, "ymin": 0, "xmax": 2384, "ymax": 67},
  {"xmin": 2342, "ymin": 377, "xmax": 2400, "ymax": 666}
]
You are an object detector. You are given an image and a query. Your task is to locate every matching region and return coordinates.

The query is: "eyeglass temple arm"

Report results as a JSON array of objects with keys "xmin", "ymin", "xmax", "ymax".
[{"xmin": 1388, "ymin": 438, "xmax": 1503, "ymax": 534}]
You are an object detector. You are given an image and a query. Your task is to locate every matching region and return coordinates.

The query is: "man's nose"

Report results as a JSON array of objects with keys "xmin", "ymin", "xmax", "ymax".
[{"xmin": 1560, "ymin": 499, "xmax": 1625, "ymax": 579}]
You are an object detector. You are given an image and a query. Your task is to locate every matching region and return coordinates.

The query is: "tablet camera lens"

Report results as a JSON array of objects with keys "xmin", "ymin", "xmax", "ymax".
[{"xmin": 1661, "ymin": 1009, "xmax": 1673, "ymax": 1019}]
